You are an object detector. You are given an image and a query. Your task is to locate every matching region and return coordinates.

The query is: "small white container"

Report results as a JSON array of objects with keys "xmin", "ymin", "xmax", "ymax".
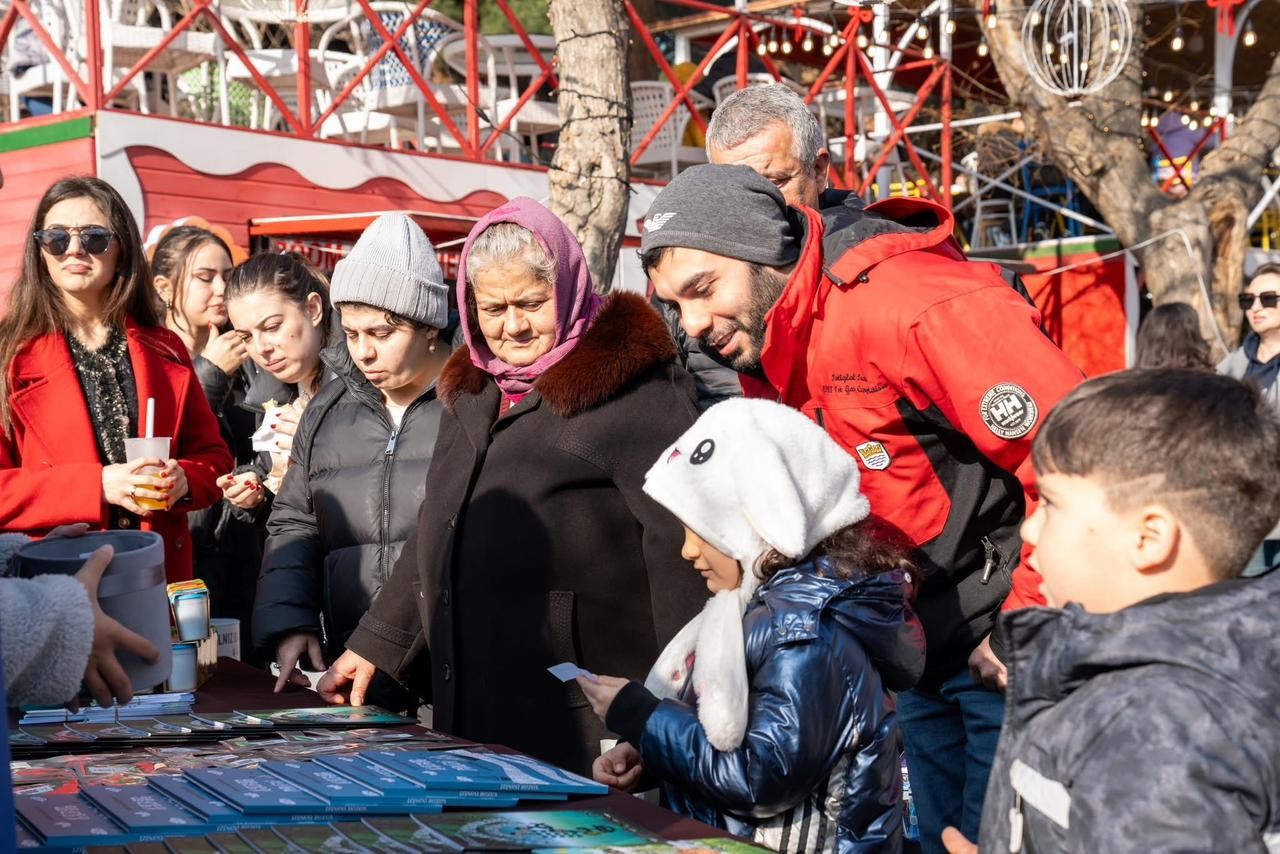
[
  {"xmin": 172, "ymin": 590, "xmax": 210, "ymax": 642},
  {"xmin": 167, "ymin": 641, "xmax": 199, "ymax": 692}
]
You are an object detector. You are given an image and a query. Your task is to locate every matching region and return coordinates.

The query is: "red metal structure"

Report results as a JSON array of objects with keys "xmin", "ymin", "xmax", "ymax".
[{"xmin": 0, "ymin": 0, "xmax": 959, "ymax": 203}]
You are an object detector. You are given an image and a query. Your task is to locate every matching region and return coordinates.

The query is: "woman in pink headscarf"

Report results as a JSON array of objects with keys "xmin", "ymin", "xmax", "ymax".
[{"xmin": 320, "ymin": 198, "xmax": 708, "ymax": 774}]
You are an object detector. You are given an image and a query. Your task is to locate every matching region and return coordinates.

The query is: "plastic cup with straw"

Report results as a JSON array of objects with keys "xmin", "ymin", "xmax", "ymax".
[{"xmin": 123, "ymin": 398, "xmax": 170, "ymax": 512}]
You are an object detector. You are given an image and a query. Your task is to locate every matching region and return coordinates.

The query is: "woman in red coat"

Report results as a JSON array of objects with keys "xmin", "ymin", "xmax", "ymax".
[{"xmin": 0, "ymin": 176, "xmax": 231, "ymax": 582}]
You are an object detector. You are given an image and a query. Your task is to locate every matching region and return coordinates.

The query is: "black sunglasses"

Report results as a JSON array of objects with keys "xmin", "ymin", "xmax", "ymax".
[
  {"xmin": 1238, "ymin": 291, "xmax": 1280, "ymax": 311},
  {"xmin": 33, "ymin": 226, "xmax": 115, "ymax": 256}
]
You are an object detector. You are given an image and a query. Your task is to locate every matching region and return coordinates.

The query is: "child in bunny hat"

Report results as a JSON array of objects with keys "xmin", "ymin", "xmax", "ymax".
[{"xmin": 577, "ymin": 398, "xmax": 926, "ymax": 853}]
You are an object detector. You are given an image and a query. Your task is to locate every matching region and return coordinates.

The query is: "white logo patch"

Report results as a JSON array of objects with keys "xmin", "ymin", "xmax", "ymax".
[
  {"xmin": 644, "ymin": 212, "xmax": 677, "ymax": 232},
  {"xmin": 980, "ymin": 383, "xmax": 1038, "ymax": 440},
  {"xmin": 855, "ymin": 441, "xmax": 891, "ymax": 471}
]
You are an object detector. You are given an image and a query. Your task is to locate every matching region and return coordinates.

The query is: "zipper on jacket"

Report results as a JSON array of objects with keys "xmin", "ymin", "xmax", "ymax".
[
  {"xmin": 815, "ymin": 407, "xmax": 826, "ymax": 429},
  {"xmin": 376, "ymin": 389, "xmax": 433, "ymax": 582},
  {"xmin": 980, "ymin": 537, "xmax": 998, "ymax": 585},
  {"xmin": 1008, "ymin": 792, "xmax": 1025, "ymax": 853}
]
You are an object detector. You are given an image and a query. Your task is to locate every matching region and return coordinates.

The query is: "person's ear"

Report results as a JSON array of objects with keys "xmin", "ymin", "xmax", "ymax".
[
  {"xmin": 1130, "ymin": 504, "xmax": 1179, "ymax": 574},
  {"xmin": 813, "ymin": 147, "xmax": 831, "ymax": 191},
  {"xmin": 154, "ymin": 276, "xmax": 174, "ymax": 308},
  {"xmin": 306, "ymin": 291, "xmax": 325, "ymax": 328}
]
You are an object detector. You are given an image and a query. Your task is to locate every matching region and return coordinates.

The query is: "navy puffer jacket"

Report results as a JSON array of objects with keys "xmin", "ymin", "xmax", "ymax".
[{"xmin": 615, "ymin": 560, "xmax": 925, "ymax": 853}]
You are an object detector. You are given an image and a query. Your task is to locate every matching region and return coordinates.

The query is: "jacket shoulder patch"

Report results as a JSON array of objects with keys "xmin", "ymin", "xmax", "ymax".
[
  {"xmin": 980, "ymin": 383, "xmax": 1038, "ymax": 440},
  {"xmin": 855, "ymin": 441, "xmax": 891, "ymax": 471}
]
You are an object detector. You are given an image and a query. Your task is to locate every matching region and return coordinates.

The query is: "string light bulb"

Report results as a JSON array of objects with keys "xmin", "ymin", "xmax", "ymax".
[
  {"xmin": 977, "ymin": 36, "xmax": 989, "ymax": 57},
  {"xmin": 1188, "ymin": 98, "xmax": 1199, "ymax": 112},
  {"xmin": 1140, "ymin": 112, "xmax": 1150, "ymax": 127},
  {"xmin": 829, "ymin": 32, "xmax": 841, "ymax": 47},
  {"xmin": 1243, "ymin": 20, "xmax": 1257, "ymax": 47},
  {"xmin": 856, "ymin": 31, "xmax": 869, "ymax": 49},
  {"xmin": 1188, "ymin": 118, "xmax": 1199, "ymax": 131},
  {"xmin": 802, "ymin": 31, "xmax": 814, "ymax": 52},
  {"xmin": 945, "ymin": 18, "xmax": 957, "ymax": 35},
  {"xmin": 1162, "ymin": 89, "xmax": 1174, "ymax": 102},
  {"xmin": 985, "ymin": 12, "xmax": 997, "ymax": 29},
  {"xmin": 1180, "ymin": 113, "xmax": 1191, "ymax": 126},
  {"xmin": 916, "ymin": 22, "xmax": 930, "ymax": 41},
  {"xmin": 1171, "ymin": 25, "xmax": 1185, "ymax": 52},
  {"xmin": 822, "ymin": 39, "xmax": 834, "ymax": 56},
  {"xmin": 757, "ymin": 38, "xmax": 768, "ymax": 56},
  {"xmin": 768, "ymin": 29, "xmax": 779, "ymax": 53},
  {"xmin": 781, "ymin": 32, "xmax": 793, "ymax": 54},
  {"xmin": 1110, "ymin": 37, "xmax": 1121, "ymax": 52},
  {"xmin": 923, "ymin": 43, "xmax": 935, "ymax": 59}
]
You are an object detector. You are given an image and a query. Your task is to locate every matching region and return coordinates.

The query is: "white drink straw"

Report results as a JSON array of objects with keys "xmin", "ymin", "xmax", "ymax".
[{"xmin": 145, "ymin": 397, "xmax": 155, "ymax": 439}]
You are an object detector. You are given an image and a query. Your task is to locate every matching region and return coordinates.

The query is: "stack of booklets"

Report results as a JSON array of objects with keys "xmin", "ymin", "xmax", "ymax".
[
  {"xmin": 14, "ymin": 748, "xmax": 620, "ymax": 849},
  {"xmin": 9, "ymin": 706, "xmax": 416, "ymax": 759}
]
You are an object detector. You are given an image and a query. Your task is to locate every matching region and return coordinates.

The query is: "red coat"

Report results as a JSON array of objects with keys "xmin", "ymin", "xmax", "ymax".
[
  {"xmin": 0, "ymin": 320, "xmax": 233, "ymax": 582},
  {"xmin": 741, "ymin": 199, "xmax": 1083, "ymax": 684}
]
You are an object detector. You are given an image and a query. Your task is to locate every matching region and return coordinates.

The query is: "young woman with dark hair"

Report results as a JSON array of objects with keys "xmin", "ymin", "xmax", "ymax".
[
  {"xmin": 0, "ymin": 176, "xmax": 231, "ymax": 582},
  {"xmin": 152, "ymin": 226, "xmax": 263, "ymax": 654}
]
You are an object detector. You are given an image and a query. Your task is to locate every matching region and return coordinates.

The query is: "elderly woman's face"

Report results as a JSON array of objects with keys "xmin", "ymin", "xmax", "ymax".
[{"xmin": 471, "ymin": 261, "xmax": 558, "ymax": 368}]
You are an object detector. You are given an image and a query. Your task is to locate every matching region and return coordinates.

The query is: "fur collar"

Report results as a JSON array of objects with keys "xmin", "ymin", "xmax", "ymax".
[{"xmin": 437, "ymin": 292, "xmax": 676, "ymax": 417}]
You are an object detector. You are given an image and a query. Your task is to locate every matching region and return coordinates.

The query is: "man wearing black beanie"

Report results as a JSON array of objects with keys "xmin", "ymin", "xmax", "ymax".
[{"xmin": 642, "ymin": 162, "xmax": 1083, "ymax": 854}]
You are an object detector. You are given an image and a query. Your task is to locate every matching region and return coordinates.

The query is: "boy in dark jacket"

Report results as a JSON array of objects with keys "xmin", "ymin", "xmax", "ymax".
[{"xmin": 943, "ymin": 369, "xmax": 1280, "ymax": 854}]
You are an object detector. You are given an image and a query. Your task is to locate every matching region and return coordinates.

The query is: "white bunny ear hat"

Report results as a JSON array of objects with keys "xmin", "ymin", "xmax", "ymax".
[{"xmin": 641, "ymin": 398, "xmax": 870, "ymax": 750}]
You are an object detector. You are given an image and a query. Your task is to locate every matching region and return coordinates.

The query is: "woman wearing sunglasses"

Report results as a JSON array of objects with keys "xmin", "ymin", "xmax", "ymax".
[
  {"xmin": 0, "ymin": 176, "xmax": 232, "ymax": 583},
  {"xmin": 1220, "ymin": 263, "xmax": 1280, "ymax": 410},
  {"xmin": 1219, "ymin": 262, "xmax": 1280, "ymax": 576}
]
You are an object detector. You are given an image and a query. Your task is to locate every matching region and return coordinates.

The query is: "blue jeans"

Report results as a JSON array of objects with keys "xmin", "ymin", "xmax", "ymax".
[{"xmin": 898, "ymin": 669, "xmax": 1004, "ymax": 854}]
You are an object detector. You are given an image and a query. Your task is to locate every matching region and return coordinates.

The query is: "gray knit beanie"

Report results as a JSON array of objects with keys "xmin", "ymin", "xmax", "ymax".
[
  {"xmin": 640, "ymin": 164, "xmax": 800, "ymax": 267},
  {"xmin": 330, "ymin": 213, "xmax": 448, "ymax": 328}
]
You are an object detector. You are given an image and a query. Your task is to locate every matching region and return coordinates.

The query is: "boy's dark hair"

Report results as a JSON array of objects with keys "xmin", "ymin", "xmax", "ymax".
[
  {"xmin": 1133, "ymin": 302, "xmax": 1212, "ymax": 371},
  {"xmin": 1033, "ymin": 368, "xmax": 1280, "ymax": 579}
]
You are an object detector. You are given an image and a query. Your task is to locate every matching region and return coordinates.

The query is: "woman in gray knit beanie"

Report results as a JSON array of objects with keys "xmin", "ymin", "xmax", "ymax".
[{"xmin": 254, "ymin": 214, "xmax": 450, "ymax": 710}]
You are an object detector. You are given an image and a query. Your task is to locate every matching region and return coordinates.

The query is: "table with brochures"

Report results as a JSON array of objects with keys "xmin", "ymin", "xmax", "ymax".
[{"xmin": 8, "ymin": 660, "xmax": 753, "ymax": 853}]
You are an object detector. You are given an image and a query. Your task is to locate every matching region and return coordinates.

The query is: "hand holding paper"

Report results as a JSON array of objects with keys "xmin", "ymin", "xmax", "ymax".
[{"xmin": 547, "ymin": 662, "xmax": 597, "ymax": 683}]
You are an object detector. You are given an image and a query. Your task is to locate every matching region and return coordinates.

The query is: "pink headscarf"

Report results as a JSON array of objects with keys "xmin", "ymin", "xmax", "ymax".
[{"xmin": 457, "ymin": 197, "xmax": 603, "ymax": 397}]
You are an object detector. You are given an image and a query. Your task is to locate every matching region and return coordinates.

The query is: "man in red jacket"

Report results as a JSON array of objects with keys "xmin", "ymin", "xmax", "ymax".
[{"xmin": 641, "ymin": 163, "xmax": 1082, "ymax": 852}]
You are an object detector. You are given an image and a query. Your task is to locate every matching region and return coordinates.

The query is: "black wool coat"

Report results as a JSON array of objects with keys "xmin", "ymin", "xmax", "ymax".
[
  {"xmin": 253, "ymin": 344, "xmax": 443, "ymax": 665},
  {"xmin": 344, "ymin": 293, "xmax": 709, "ymax": 774}
]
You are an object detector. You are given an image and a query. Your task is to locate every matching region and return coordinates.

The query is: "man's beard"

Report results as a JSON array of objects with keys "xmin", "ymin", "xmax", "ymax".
[{"xmin": 699, "ymin": 264, "xmax": 788, "ymax": 372}]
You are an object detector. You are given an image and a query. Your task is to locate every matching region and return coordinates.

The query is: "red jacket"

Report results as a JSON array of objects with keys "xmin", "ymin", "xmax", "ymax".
[
  {"xmin": 0, "ymin": 320, "xmax": 232, "ymax": 582},
  {"xmin": 741, "ymin": 197, "xmax": 1082, "ymax": 684}
]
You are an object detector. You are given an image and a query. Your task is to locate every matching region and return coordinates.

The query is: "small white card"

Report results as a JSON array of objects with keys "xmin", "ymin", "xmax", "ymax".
[{"xmin": 547, "ymin": 662, "xmax": 596, "ymax": 683}]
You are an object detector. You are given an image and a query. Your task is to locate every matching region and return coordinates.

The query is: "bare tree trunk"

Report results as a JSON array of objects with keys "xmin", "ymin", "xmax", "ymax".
[
  {"xmin": 547, "ymin": 0, "xmax": 631, "ymax": 292},
  {"xmin": 977, "ymin": 0, "xmax": 1280, "ymax": 354}
]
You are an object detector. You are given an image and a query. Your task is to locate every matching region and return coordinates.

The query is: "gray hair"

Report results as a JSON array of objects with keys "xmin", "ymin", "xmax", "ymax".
[
  {"xmin": 706, "ymin": 83, "xmax": 825, "ymax": 166},
  {"xmin": 464, "ymin": 222, "xmax": 556, "ymax": 287}
]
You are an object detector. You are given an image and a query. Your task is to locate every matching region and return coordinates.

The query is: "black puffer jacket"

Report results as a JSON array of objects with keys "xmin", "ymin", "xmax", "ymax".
[
  {"xmin": 979, "ymin": 570, "xmax": 1280, "ymax": 853},
  {"xmin": 253, "ymin": 342, "xmax": 443, "ymax": 663}
]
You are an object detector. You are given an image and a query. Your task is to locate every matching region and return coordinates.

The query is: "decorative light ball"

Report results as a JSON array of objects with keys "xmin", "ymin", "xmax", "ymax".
[{"xmin": 1021, "ymin": 0, "xmax": 1132, "ymax": 99}]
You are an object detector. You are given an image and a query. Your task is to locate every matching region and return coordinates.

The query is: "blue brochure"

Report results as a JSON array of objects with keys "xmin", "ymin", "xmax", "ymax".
[
  {"xmin": 184, "ymin": 766, "xmax": 329, "ymax": 815},
  {"xmin": 261, "ymin": 760, "xmax": 442, "ymax": 814},
  {"xmin": 147, "ymin": 775, "xmax": 316, "ymax": 830},
  {"xmin": 80, "ymin": 784, "xmax": 208, "ymax": 838},
  {"xmin": 14, "ymin": 792, "xmax": 128, "ymax": 848},
  {"xmin": 314, "ymin": 754, "xmax": 523, "ymax": 808}
]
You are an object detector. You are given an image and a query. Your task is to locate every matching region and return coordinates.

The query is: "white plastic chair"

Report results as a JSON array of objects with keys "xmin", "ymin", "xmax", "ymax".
[
  {"xmin": 102, "ymin": 0, "xmax": 217, "ymax": 117},
  {"xmin": 630, "ymin": 80, "xmax": 706, "ymax": 179}
]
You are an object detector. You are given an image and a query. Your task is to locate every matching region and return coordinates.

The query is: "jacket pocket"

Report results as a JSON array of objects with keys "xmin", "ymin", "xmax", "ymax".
[{"xmin": 548, "ymin": 590, "xmax": 590, "ymax": 710}]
